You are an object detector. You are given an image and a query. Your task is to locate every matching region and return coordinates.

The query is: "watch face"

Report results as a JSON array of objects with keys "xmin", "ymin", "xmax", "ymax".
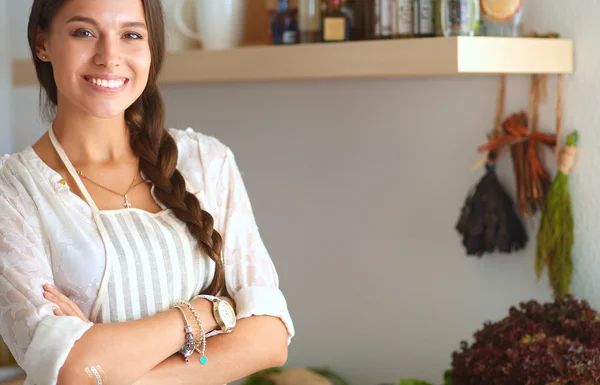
[{"xmin": 219, "ymin": 301, "xmax": 236, "ymax": 328}]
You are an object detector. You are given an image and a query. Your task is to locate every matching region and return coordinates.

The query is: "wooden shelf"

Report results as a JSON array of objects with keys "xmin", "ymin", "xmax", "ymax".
[{"xmin": 12, "ymin": 37, "xmax": 573, "ymax": 86}]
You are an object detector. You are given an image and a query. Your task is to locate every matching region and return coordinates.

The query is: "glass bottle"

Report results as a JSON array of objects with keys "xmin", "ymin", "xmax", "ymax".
[
  {"xmin": 395, "ymin": 0, "xmax": 413, "ymax": 38},
  {"xmin": 375, "ymin": 0, "xmax": 395, "ymax": 39},
  {"xmin": 440, "ymin": 0, "xmax": 478, "ymax": 36},
  {"xmin": 271, "ymin": 0, "xmax": 299, "ymax": 44},
  {"xmin": 321, "ymin": 0, "xmax": 351, "ymax": 42},
  {"xmin": 479, "ymin": 0, "xmax": 523, "ymax": 36},
  {"xmin": 350, "ymin": 0, "xmax": 376, "ymax": 40},
  {"xmin": 299, "ymin": 0, "xmax": 321, "ymax": 42},
  {"xmin": 413, "ymin": 0, "xmax": 435, "ymax": 37},
  {"xmin": 340, "ymin": 0, "xmax": 356, "ymax": 39}
]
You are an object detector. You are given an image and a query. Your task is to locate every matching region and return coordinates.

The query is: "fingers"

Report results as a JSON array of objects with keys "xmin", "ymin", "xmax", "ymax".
[
  {"xmin": 43, "ymin": 284, "xmax": 86, "ymax": 319},
  {"xmin": 43, "ymin": 285, "xmax": 70, "ymax": 315}
]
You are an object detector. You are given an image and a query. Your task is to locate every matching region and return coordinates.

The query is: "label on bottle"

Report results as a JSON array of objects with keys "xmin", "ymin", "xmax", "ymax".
[
  {"xmin": 282, "ymin": 30, "xmax": 297, "ymax": 44},
  {"xmin": 375, "ymin": 0, "xmax": 394, "ymax": 37},
  {"xmin": 447, "ymin": 0, "xmax": 471, "ymax": 28},
  {"xmin": 395, "ymin": 0, "xmax": 412, "ymax": 35},
  {"xmin": 323, "ymin": 17, "xmax": 347, "ymax": 41},
  {"xmin": 480, "ymin": 0, "xmax": 522, "ymax": 21},
  {"xmin": 413, "ymin": 0, "xmax": 434, "ymax": 35}
]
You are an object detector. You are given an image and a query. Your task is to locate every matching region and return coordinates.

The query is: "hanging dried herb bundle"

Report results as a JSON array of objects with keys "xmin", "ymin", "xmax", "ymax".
[
  {"xmin": 504, "ymin": 110, "xmax": 555, "ymax": 217},
  {"xmin": 456, "ymin": 76, "xmax": 528, "ymax": 257},
  {"xmin": 520, "ymin": 75, "xmax": 552, "ymax": 216},
  {"xmin": 535, "ymin": 131, "xmax": 578, "ymax": 298},
  {"xmin": 535, "ymin": 71, "xmax": 578, "ymax": 298},
  {"xmin": 456, "ymin": 153, "xmax": 529, "ymax": 257},
  {"xmin": 477, "ymin": 120, "xmax": 556, "ymax": 218},
  {"xmin": 477, "ymin": 75, "xmax": 557, "ymax": 218}
]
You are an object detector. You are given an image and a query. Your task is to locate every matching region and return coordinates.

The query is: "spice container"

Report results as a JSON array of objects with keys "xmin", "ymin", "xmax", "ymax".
[
  {"xmin": 374, "ymin": 0, "xmax": 395, "ymax": 38},
  {"xmin": 440, "ymin": 0, "xmax": 478, "ymax": 36},
  {"xmin": 413, "ymin": 0, "xmax": 435, "ymax": 37},
  {"xmin": 395, "ymin": 0, "xmax": 413, "ymax": 38}
]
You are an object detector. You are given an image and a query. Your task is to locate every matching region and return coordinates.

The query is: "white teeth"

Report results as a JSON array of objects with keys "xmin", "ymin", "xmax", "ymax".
[{"xmin": 85, "ymin": 77, "xmax": 126, "ymax": 89}]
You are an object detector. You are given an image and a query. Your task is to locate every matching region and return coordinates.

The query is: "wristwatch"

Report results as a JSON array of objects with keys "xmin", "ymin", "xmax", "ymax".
[{"xmin": 193, "ymin": 295, "xmax": 237, "ymax": 337}]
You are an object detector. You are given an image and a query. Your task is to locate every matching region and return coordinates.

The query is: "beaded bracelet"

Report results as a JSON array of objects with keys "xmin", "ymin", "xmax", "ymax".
[
  {"xmin": 173, "ymin": 299, "xmax": 208, "ymax": 365},
  {"xmin": 181, "ymin": 301, "xmax": 208, "ymax": 365},
  {"xmin": 173, "ymin": 305, "xmax": 197, "ymax": 363}
]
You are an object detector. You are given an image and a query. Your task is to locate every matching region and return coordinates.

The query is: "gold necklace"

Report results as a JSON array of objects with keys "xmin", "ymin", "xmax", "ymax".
[{"xmin": 76, "ymin": 168, "xmax": 146, "ymax": 209}]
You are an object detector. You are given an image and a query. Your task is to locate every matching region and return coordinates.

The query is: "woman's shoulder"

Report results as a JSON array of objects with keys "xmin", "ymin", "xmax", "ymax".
[
  {"xmin": 0, "ymin": 151, "xmax": 29, "ymax": 191},
  {"xmin": 0, "ymin": 150, "xmax": 39, "ymax": 213},
  {"xmin": 167, "ymin": 127, "xmax": 232, "ymax": 157},
  {"xmin": 0, "ymin": 153, "xmax": 10, "ymax": 171},
  {"xmin": 167, "ymin": 127, "xmax": 234, "ymax": 167},
  {"xmin": 167, "ymin": 127, "xmax": 234, "ymax": 192}
]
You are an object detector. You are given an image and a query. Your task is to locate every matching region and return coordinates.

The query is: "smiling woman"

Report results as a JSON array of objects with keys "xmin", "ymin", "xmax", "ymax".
[{"xmin": 0, "ymin": 1, "xmax": 294, "ymax": 385}]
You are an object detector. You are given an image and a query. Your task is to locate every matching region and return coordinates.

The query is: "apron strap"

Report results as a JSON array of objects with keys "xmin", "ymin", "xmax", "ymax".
[
  {"xmin": 48, "ymin": 125, "xmax": 116, "ymax": 322},
  {"xmin": 48, "ymin": 126, "xmax": 100, "ymax": 214}
]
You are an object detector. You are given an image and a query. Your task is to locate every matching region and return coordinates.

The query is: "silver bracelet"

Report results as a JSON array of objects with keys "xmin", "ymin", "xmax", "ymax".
[
  {"xmin": 173, "ymin": 299, "xmax": 208, "ymax": 365},
  {"xmin": 173, "ymin": 304, "xmax": 197, "ymax": 363},
  {"xmin": 182, "ymin": 301, "xmax": 208, "ymax": 365}
]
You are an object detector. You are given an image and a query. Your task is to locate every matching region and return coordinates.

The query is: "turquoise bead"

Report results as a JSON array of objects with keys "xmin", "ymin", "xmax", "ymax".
[{"xmin": 200, "ymin": 356, "xmax": 208, "ymax": 365}]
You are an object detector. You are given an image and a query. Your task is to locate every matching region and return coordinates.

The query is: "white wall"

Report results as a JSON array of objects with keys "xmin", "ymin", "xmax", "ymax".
[{"xmin": 7, "ymin": 1, "xmax": 599, "ymax": 384}]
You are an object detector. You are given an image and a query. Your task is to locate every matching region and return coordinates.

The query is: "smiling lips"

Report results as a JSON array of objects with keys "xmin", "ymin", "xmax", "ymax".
[{"xmin": 83, "ymin": 75, "xmax": 129, "ymax": 90}]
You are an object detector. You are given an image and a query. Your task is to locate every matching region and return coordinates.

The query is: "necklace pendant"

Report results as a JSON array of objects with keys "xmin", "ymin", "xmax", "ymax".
[{"xmin": 123, "ymin": 195, "xmax": 132, "ymax": 209}]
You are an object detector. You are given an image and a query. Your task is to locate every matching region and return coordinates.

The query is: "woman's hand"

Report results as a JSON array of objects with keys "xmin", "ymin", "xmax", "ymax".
[
  {"xmin": 43, "ymin": 283, "xmax": 234, "ymax": 325},
  {"xmin": 43, "ymin": 283, "xmax": 91, "ymax": 323}
]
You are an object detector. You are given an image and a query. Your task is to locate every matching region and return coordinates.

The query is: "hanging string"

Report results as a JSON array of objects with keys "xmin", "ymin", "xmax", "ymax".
[
  {"xmin": 489, "ymin": 74, "xmax": 507, "ymax": 166},
  {"xmin": 539, "ymin": 75, "xmax": 548, "ymax": 105},
  {"xmin": 493, "ymin": 75, "xmax": 506, "ymax": 139},
  {"xmin": 472, "ymin": 75, "xmax": 506, "ymax": 171},
  {"xmin": 527, "ymin": 75, "xmax": 538, "ymax": 133},
  {"xmin": 555, "ymin": 74, "xmax": 564, "ymax": 160}
]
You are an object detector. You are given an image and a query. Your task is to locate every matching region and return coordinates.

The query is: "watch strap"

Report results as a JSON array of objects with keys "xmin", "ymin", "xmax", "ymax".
[
  {"xmin": 205, "ymin": 329, "xmax": 223, "ymax": 338},
  {"xmin": 193, "ymin": 294, "xmax": 219, "ymax": 302}
]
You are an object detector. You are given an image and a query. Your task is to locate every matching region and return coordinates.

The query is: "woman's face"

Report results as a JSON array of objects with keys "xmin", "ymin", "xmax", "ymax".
[{"xmin": 39, "ymin": 0, "xmax": 151, "ymax": 119}]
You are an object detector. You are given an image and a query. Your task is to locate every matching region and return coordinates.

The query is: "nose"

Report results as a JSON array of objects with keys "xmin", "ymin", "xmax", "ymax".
[{"xmin": 94, "ymin": 37, "xmax": 121, "ymax": 68}]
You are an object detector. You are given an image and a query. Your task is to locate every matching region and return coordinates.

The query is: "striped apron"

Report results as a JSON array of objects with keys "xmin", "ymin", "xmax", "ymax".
[{"xmin": 49, "ymin": 127, "xmax": 215, "ymax": 323}]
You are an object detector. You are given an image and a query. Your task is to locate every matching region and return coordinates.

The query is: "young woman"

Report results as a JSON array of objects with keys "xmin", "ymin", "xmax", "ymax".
[{"xmin": 0, "ymin": 1, "xmax": 294, "ymax": 384}]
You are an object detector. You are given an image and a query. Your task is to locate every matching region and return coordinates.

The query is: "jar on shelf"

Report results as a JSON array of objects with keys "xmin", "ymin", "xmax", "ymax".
[
  {"xmin": 299, "ymin": 0, "xmax": 321, "ymax": 43},
  {"xmin": 479, "ymin": 0, "xmax": 524, "ymax": 37},
  {"xmin": 440, "ymin": 0, "xmax": 479, "ymax": 37}
]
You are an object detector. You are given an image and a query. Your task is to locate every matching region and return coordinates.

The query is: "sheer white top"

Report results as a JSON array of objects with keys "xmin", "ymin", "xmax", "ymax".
[{"xmin": 0, "ymin": 127, "xmax": 294, "ymax": 385}]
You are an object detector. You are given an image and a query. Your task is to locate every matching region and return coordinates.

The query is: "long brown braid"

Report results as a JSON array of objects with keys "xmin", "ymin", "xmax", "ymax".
[{"xmin": 27, "ymin": 0, "xmax": 224, "ymax": 295}]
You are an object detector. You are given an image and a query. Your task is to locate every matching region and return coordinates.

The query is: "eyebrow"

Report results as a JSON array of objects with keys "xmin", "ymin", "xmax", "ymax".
[{"xmin": 66, "ymin": 16, "xmax": 147, "ymax": 30}]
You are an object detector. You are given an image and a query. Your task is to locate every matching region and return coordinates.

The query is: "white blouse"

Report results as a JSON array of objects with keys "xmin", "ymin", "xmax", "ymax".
[{"xmin": 0, "ymin": 127, "xmax": 295, "ymax": 385}]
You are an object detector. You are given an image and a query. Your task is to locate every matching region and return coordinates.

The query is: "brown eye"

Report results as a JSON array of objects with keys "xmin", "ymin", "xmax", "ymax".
[
  {"xmin": 124, "ymin": 32, "xmax": 143, "ymax": 40},
  {"xmin": 73, "ymin": 29, "xmax": 94, "ymax": 38}
]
